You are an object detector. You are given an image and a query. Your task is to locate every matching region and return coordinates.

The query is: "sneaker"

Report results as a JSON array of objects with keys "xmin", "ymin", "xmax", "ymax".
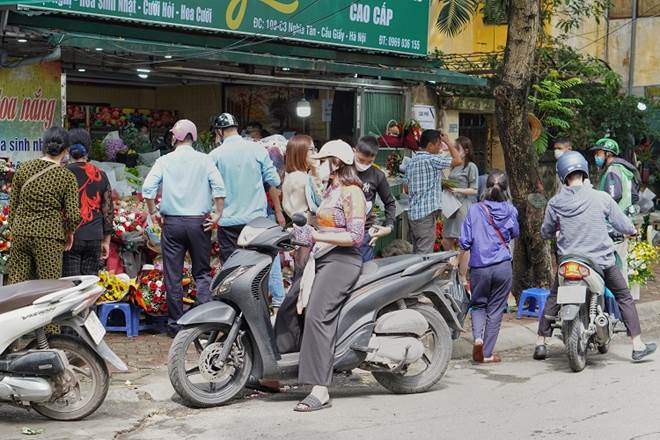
[{"xmin": 632, "ymin": 342, "xmax": 657, "ymax": 361}]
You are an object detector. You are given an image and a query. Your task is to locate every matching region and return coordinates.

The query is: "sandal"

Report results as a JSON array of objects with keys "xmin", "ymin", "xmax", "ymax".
[
  {"xmin": 293, "ymin": 394, "xmax": 332, "ymax": 412},
  {"xmin": 482, "ymin": 354, "xmax": 502, "ymax": 364}
]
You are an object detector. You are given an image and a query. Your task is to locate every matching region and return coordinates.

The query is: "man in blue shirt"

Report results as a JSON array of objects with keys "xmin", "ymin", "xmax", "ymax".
[
  {"xmin": 209, "ymin": 113, "xmax": 283, "ymax": 262},
  {"xmin": 142, "ymin": 119, "xmax": 226, "ymax": 336},
  {"xmin": 405, "ymin": 130, "xmax": 461, "ymax": 254}
]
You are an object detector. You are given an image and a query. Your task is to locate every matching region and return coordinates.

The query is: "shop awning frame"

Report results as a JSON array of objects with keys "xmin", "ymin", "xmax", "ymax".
[{"xmin": 9, "ymin": 12, "xmax": 488, "ymax": 88}]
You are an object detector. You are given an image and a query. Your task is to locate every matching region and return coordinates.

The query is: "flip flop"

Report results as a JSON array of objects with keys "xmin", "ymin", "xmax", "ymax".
[
  {"xmin": 293, "ymin": 394, "xmax": 332, "ymax": 412},
  {"xmin": 482, "ymin": 354, "xmax": 502, "ymax": 364}
]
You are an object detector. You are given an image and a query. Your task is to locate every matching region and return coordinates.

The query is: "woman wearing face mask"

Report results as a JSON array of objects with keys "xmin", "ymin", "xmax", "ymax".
[
  {"xmin": 442, "ymin": 137, "xmax": 479, "ymax": 284},
  {"xmin": 7, "ymin": 127, "xmax": 81, "ymax": 284},
  {"xmin": 275, "ymin": 140, "xmax": 366, "ymax": 412}
]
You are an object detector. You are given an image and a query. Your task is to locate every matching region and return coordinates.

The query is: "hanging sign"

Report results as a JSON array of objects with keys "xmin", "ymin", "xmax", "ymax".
[
  {"xmin": 21, "ymin": 0, "xmax": 430, "ymax": 56},
  {"xmin": 0, "ymin": 62, "xmax": 63, "ymax": 164}
]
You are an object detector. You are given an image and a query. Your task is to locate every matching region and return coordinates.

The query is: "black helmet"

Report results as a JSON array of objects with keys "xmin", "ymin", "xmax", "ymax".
[{"xmin": 212, "ymin": 113, "xmax": 238, "ymax": 130}]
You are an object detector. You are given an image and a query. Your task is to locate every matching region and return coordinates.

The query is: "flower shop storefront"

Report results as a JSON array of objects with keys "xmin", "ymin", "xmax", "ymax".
[{"xmin": 1, "ymin": 2, "xmax": 486, "ymax": 335}]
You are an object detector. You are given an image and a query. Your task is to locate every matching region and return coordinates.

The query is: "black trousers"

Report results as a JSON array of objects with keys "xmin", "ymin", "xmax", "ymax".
[
  {"xmin": 217, "ymin": 225, "xmax": 245, "ymax": 263},
  {"xmin": 274, "ymin": 247, "xmax": 362, "ymax": 386},
  {"xmin": 161, "ymin": 216, "xmax": 212, "ymax": 330},
  {"xmin": 63, "ymin": 238, "xmax": 102, "ymax": 277},
  {"xmin": 538, "ymin": 265, "xmax": 642, "ymax": 338}
]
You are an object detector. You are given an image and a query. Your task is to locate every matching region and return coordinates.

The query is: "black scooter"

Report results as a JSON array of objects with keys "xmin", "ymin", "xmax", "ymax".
[{"xmin": 168, "ymin": 215, "xmax": 469, "ymax": 407}]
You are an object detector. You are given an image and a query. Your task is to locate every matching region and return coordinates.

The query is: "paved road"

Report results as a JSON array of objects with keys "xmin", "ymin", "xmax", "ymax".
[{"xmin": 2, "ymin": 330, "xmax": 660, "ymax": 440}]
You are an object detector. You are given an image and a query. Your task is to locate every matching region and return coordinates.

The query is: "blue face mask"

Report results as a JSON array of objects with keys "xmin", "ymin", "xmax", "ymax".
[{"xmin": 595, "ymin": 157, "xmax": 605, "ymax": 168}]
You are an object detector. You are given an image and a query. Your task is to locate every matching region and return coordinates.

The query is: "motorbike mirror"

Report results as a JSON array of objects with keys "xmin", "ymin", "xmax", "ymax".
[{"xmin": 291, "ymin": 213, "xmax": 307, "ymax": 227}]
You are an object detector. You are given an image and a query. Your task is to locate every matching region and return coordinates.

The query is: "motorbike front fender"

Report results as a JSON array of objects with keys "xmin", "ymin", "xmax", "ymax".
[
  {"xmin": 177, "ymin": 301, "xmax": 236, "ymax": 327},
  {"xmin": 60, "ymin": 316, "xmax": 128, "ymax": 371},
  {"xmin": 560, "ymin": 304, "xmax": 581, "ymax": 322}
]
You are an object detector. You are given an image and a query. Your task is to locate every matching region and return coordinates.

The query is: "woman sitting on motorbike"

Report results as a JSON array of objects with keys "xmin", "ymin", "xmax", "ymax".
[{"xmin": 275, "ymin": 139, "xmax": 366, "ymax": 412}]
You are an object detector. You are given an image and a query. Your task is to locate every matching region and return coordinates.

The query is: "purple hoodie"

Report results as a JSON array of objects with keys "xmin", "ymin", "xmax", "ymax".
[{"xmin": 459, "ymin": 200, "xmax": 520, "ymax": 268}]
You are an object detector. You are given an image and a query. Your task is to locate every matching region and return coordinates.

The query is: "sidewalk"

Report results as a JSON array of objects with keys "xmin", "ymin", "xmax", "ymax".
[{"xmin": 106, "ymin": 265, "xmax": 660, "ymax": 370}]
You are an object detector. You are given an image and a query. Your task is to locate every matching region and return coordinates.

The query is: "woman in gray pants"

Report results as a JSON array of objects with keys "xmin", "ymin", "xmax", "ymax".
[
  {"xmin": 452, "ymin": 170, "xmax": 519, "ymax": 363},
  {"xmin": 275, "ymin": 140, "xmax": 366, "ymax": 412}
]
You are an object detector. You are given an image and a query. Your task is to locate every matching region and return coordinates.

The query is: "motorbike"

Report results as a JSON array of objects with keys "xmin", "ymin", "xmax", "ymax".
[
  {"xmin": 0, "ymin": 276, "xmax": 127, "ymax": 420},
  {"xmin": 555, "ymin": 206, "xmax": 639, "ymax": 372},
  {"xmin": 168, "ymin": 215, "xmax": 469, "ymax": 407}
]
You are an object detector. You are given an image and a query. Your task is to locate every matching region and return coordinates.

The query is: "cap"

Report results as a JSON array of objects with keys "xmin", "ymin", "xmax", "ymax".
[
  {"xmin": 312, "ymin": 140, "xmax": 354, "ymax": 165},
  {"xmin": 169, "ymin": 119, "xmax": 197, "ymax": 142}
]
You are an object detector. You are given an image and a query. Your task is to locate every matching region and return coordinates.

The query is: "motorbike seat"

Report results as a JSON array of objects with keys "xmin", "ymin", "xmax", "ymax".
[
  {"xmin": 352, "ymin": 255, "xmax": 425, "ymax": 291},
  {"xmin": 0, "ymin": 280, "xmax": 76, "ymax": 315},
  {"xmin": 559, "ymin": 255, "xmax": 605, "ymax": 279}
]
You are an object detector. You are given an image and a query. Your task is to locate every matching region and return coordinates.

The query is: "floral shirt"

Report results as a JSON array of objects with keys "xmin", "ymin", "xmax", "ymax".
[{"xmin": 296, "ymin": 184, "xmax": 367, "ymax": 247}]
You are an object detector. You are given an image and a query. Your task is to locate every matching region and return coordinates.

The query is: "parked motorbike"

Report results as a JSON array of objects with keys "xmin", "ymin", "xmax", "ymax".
[
  {"xmin": 168, "ymin": 215, "xmax": 469, "ymax": 407},
  {"xmin": 0, "ymin": 276, "xmax": 127, "ymax": 420}
]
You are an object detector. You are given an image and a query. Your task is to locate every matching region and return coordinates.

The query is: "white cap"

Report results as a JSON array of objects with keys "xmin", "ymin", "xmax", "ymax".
[{"xmin": 312, "ymin": 139, "xmax": 354, "ymax": 165}]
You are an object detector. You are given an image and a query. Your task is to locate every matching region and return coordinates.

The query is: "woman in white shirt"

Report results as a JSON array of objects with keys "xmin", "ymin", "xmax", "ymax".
[{"xmin": 282, "ymin": 135, "xmax": 321, "ymax": 281}]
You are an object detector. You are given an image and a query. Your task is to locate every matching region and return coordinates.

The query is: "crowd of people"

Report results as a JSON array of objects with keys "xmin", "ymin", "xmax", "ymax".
[{"xmin": 5, "ymin": 112, "xmax": 655, "ymax": 412}]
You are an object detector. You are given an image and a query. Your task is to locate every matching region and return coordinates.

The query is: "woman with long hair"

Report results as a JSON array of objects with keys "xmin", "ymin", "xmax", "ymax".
[
  {"xmin": 453, "ymin": 170, "xmax": 519, "ymax": 364},
  {"xmin": 63, "ymin": 128, "xmax": 113, "ymax": 276},
  {"xmin": 443, "ymin": 136, "xmax": 479, "ymax": 283},
  {"xmin": 282, "ymin": 134, "xmax": 320, "ymax": 219},
  {"xmin": 8, "ymin": 127, "xmax": 81, "ymax": 283},
  {"xmin": 275, "ymin": 140, "xmax": 366, "ymax": 412}
]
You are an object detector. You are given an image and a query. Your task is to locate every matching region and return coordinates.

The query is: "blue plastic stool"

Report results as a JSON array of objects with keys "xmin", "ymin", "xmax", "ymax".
[
  {"xmin": 97, "ymin": 303, "xmax": 140, "ymax": 337},
  {"xmin": 517, "ymin": 288, "xmax": 550, "ymax": 319}
]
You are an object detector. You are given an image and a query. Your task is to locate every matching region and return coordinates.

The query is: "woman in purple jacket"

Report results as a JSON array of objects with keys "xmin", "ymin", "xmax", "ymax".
[{"xmin": 453, "ymin": 170, "xmax": 519, "ymax": 363}]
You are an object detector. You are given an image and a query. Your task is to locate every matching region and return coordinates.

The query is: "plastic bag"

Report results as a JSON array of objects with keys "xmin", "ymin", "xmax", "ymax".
[{"xmin": 139, "ymin": 151, "xmax": 160, "ymax": 167}]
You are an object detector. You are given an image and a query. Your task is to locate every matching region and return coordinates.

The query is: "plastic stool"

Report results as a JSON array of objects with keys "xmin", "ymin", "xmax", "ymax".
[
  {"xmin": 516, "ymin": 288, "xmax": 550, "ymax": 319},
  {"xmin": 97, "ymin": 302, "xmax": 140, "ymax": 337}
]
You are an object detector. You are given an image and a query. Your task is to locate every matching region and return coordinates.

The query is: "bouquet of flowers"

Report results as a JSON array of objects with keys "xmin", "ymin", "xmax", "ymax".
[
  {"xmin": 0, "ymin": 159, "xmax": 15, "ymax": 182},
  {"xmin": 433, "ymin": 219, "xmax": 444, "ymax": 252},
  {"xmin": 131, "ymin": 268, "xmax": 197, "ymax": 315},
  {"xmin": 386, "ymin": 152, "xmax": 403, "ymax": 177},
  {"xmin": 628, "ymin": 241, "xmax": 659, "ymax": 287},
  {"xmin": 96, "ymin": 271, "xmax": 135, "ymax": 303},
  {"xmin": 0, "ymin": 206, "xmax": 10, "ymax": 273},
  {"xmin": 113, "ymin": 201, "xmax": 147, "ymax": 241},
  {"xmin": 403, "ymin": 119, "xmax": 423, "ymax": 150}
]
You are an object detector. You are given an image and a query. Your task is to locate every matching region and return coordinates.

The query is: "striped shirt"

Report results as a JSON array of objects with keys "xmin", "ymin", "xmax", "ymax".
[{"xmin": 405, "ymin": 152, "xmax": 452, "ymax": 221}]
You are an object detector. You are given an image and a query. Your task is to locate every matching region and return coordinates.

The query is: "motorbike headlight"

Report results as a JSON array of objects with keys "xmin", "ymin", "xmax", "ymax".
[
  {"xmin": 237, "ymin": 225, "xmax": 261, "ymax": 247},
  {"xmin": 215, "ymin": 266, "xmax": 252, "ymax": 296}
]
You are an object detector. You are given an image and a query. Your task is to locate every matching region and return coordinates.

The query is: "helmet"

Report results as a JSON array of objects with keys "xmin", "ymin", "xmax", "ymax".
[
  {"xmin": 212, "ymin": 113, "xmax": 238, "ymax": 130},
  {"xmin": 312, "ymin": 140, "xmax": 354, "ymax": 165},
  {"xmin": 169, "ymin": 119, "xmax": 197, "ymax": 142},
  {"xmin": 590, "ymin": 137, "xmax": 620, "ymax": 156},
  {"xmin": 556, "ymin": 151, "xmax": 589, "ymax": 184}
]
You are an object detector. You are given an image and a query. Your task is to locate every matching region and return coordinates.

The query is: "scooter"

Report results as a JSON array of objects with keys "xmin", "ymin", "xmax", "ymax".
[
  {"xmin": 0, "ymin": 276, "xmax": 127, "ymax": 420},
  {"xmin": 168, "ymin": 215, "xmax": 469, "ymax": 407}
]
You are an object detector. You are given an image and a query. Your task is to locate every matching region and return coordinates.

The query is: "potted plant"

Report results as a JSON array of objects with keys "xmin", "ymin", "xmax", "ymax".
[{"xmin": 628, "ymin": 240, "xmax": 659, "ymax": 300}]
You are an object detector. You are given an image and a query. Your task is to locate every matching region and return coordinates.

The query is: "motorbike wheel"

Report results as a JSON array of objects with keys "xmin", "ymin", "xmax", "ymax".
[
  {"xmin": 372, "ymin": 304, "xmax": 452, "ymax": 394},
  {"xmin": 31, "ymin": 336, "xmax": 110, "ymax": 421},
  {"xmin": 564, "ymin": 317, "xmax": 588, "ymax": 372},
  {"xmin": 168, "ymin": 324, "xmax": 252, "ymax": 408}
]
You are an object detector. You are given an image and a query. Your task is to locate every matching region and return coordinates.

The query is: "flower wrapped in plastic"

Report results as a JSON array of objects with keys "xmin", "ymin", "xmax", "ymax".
[
  {"xmin": 131, "ymin": 267, "xmax": 197, "ymax": 315},
  {"xmin": 0, "ymin": 206, "xmax": 11, "ymax": 274},
  {"xmin": 97, "ymin": 271, "xmax": 136, "ymax": 303},
  {"xmin": 628, "ymin": 240, "xmax": 659, "ymax": 287}
]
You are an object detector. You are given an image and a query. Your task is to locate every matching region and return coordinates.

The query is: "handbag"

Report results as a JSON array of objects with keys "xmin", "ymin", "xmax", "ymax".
[{"xmin": 479, "ymin": 202, "xmax": 510, "ymax": 250}]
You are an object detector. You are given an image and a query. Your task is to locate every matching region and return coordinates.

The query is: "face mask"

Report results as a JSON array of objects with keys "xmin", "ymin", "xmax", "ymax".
[
  {"xmin": 355, "ymin": 161, "xmax": 371, "ymax": 172},
  {"xmin": 595, "ymin": 157, "xmax": 605, "ymax": 168},
  {"xmin": 554, "ymin": 150, "xmax": 565, "ymax": 160}
]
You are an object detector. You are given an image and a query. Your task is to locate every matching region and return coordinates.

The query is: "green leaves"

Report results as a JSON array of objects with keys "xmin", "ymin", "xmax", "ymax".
[{"xmin": 435, "ymin": 0, "xmax": 480, "ymax": 37}]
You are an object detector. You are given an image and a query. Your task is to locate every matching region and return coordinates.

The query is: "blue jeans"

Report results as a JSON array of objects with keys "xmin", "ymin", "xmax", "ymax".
[
  {"xmin": 358, "ymin": 232, "xmax": 374, "ymax": 262},
  {"xmin": 267, "ymin": 214, "xmax": 286, "ymax": 307}
]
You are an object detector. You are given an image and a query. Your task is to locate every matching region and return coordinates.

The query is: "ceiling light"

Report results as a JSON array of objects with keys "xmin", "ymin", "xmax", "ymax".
[
  {"xmin": 95, "ymin": 47, "xmax": 103, "ymax": 51},
  {"xmin": 17, "ymin": 38, "xmax": 27, "ymax": 43},
  {"xmin": 164, "ymin": 55, "xmax": 173, "ymax": 59},
  {"xmin": 138, "ymin": 73, "xmax": 149, "ymax": 79},
  {"xmin": 136, "ymin": 68, "xmax": 151, "ymax": 73},
  {"xmin": 296, "ymin": 98, "xmax": 311, "ymax": 118},
  {"xmin": 77, "ymin": 68, "xmax": 86, "ymax": 72},
  {"xmin": 637, "ymin": 102, "xmax": 647, "ymax": 111},
  {"xmin": 282, "ymin": 67, "xmax": 291, "ymax": 71}
]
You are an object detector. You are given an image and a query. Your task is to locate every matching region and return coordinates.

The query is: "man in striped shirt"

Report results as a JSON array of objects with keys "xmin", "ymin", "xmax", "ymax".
[{"xmin": 405, "ymin": 129, "xmax": 462, "ymax": 254}]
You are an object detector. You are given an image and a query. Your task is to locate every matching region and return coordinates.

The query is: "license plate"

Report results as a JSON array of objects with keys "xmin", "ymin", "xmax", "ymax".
[
  {"xmin": 84, "ymin": 311, "xmax": 106, "ymax": 345},
  {"xmin": 557, "ymin": 285, "xmax": 587, "ymax": 304}
]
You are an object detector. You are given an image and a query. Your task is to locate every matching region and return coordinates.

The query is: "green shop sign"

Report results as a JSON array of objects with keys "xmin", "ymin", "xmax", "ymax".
[{"xmin": 21, "ymin": 0, "xmax": 430, "ymax": 55}]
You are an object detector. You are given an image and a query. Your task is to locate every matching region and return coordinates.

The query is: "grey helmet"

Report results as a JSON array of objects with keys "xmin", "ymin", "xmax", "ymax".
[
  {"xmin": 556, "ymin": 151, "xmax": 589, "ymax": 184},
  {"xmin": 212, "ymin": 113, "xmax": 239, "ymax": 130}
]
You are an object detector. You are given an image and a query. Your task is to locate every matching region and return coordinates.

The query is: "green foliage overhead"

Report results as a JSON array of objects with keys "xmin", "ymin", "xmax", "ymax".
[{"xmin": 435, "ymin": 0, "xmax": 480, "ymax": 37}]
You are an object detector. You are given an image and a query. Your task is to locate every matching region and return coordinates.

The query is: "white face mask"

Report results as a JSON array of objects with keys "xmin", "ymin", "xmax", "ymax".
[
  {"xmin": 554, "ymin": 150, "xmax": 565, "ymax": 160},
  {"xmin": 355, "ymin": 161, "xmax": 372, "ymax": 172}
]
